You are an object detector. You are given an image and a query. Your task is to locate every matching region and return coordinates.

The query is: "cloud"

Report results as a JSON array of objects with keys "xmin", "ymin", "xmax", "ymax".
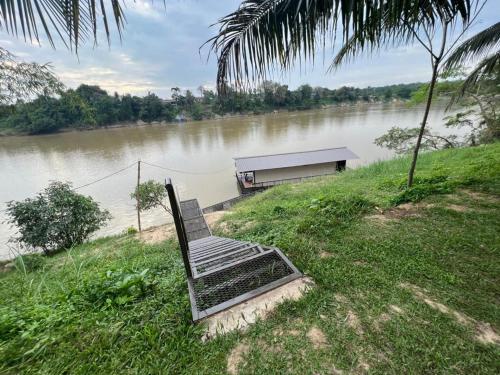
[
  {"xmin": 1, "ymin": 0, "xmax": 498, "ymax": 97},
  {"xmin": 127, "ymin": 0, "xmax": 164, "ymax": 20}
]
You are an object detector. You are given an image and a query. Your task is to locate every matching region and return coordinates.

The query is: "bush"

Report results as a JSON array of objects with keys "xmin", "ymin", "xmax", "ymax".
[
  {"xmin": 80, "ymin": 268, "xmax": 157, "ymax": 307},
  {"xmin": 131, "ymin": 180, "xmax": 171, "ymax": 214},
  {"xmin": 14, "ymin": 254, "xmax": 45, "ymax": 272},
  {"xmin": 6, "ymin": 182, "xmax": 111, "ymax": 254},
  {"xmin": 298, "ymin": 194, "xmax": 373, "ymax": 236},
  {"xmin": 391, "ymin": 175, "xmax": 454, "ymax": 204}
]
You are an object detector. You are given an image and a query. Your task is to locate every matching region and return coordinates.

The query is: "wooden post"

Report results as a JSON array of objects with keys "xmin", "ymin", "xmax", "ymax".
[{"xmin": 136, "ymin": 160, "xmax": 142, "ymax": 232}]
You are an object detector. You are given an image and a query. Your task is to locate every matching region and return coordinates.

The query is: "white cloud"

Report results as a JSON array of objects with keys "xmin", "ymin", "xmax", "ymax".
[
  {"xmin": 1, "ymin": 0, "xmax": 498, "ymax": 96},
  {"xmin": 127, "ymin": 0, "xmax": 164, "ymax": 20}
]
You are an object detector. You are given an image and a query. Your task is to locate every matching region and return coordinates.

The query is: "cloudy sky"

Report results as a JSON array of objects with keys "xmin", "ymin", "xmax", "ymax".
[{"xmin": 1, "ymin": 0, "xmax": 498, "ymax": 98}]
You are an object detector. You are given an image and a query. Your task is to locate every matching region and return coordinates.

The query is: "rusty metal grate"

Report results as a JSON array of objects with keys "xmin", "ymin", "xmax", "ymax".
[{"xmin": 188, "ymin": 251, "xmax": 300, "ymax": 320}]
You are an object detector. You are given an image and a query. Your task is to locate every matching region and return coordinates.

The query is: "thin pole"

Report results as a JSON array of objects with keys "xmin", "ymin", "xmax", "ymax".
[{"xmin": 136, "ymin": 160, "xmax": 142, "ymax": 232}]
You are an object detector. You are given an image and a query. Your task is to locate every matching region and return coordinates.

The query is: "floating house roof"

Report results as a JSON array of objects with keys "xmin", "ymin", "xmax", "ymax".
[{"xmin": 234, "ymin": 147, "xmax": 359, "ymax": 173}]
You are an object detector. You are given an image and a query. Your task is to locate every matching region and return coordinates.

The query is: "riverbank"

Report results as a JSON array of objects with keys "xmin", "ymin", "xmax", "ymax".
[
  {"xmin": 1, "ymin": 143, "xmax": 499, "ymax": 373},
  {"xmin": 0, "ymin": 99, "xmax": 410, "ymax": 137}
]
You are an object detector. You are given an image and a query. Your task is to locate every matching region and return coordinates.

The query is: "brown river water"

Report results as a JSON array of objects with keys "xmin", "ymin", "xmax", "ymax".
[{"xmin": 0, "ymin": 103, "xmax": 460, "ymax": 259}]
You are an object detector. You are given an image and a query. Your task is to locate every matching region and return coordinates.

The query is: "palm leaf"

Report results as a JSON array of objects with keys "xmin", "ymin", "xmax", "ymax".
[
  {"xmin": 208, "ymin": 0, "xmax": 474, "ymax": 93},
  {"xmin": 443, "ymin": 22, "xmax": 500, "ymax": 102},
  {"xmin": 447, "ymin": 51, "xmax": 500, "ymax": 105},
  {"xmin": 443, "ymin": 21, "xmax": 500, "ymax": 69},
  {"xmin": 0, "ymin": 0, "xmax": 125, "ymax": 50}
]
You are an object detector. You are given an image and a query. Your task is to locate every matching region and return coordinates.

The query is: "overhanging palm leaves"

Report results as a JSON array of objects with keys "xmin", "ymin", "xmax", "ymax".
[
  {"xmin": 0, "ymin": 0, "xmax": 125, "ymax": 50},
  {"xmin": 208, "ymin": 0, "xmax": 474, "ymax": 93},
  {"xmin": 443, "ymin": 22, "xmax": 500, "ymax": 97}
]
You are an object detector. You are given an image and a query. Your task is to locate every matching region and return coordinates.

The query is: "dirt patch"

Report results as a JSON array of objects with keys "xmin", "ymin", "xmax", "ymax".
[
  {"xmin": 460, "ymin": 189, "xmax": 500, "ymax": 203},
  {"xmin": 240, "ymin": 220, "xmax": 256, "ymax": 232},
  {"xmin": 365, "ymin": 214, "xmax": 390, "ymax": 223},
  {"xmin": 356, "ymin": 360, "xmax": 370, "ymax": 373},
  {"xmin": 273, "ymin": 328, "xmax": 301, "ymax": 337},
  {"xmin": 366, "ymin": 202, "xmax": 435, "ymax": 222},
  {"xmin": 346, "ymin": 310, "xmax": 364, "ymax": 335},
  {"xmin": 445, "ymin": 204, "xmax": 469, "ymax": 212},
  {"xmin": 401, "ymin": 283, "xmax": 500, "ymax": 345},
  {"xmin": 227, "ymin": 342, "xmax": 250, "ymax": 375},
  {"xmin": 137, "ymin": 224, "xmax": 175, "ymax": 244},
  {"xmin": 204, "ymin": 211, "xmax": 226, "ymax": 227},
  {"xmin": 330, "ymin": 365, "xmax": 344, "ymax": 374},
  {"xmin": 307, "ymin": 326, "xmax": 328, "ymax": 349},
  {"xmin": 353, "ymin": 260, "xmax": 368, "ymax": 266},
  {"xmin": 213, "ymin": 220, "xmax": 231, "ymax": 235},
  {"xmin": 476, "ymin": 322, "xmax": 500, "ymax": 345},
  {"xmin": 373, "ymin": 313, "xmax": 391, "ymax": 331},
  {"xmin": 389, "ymin": 305, "xmax": 404, "ymax": 314},
  {"xmin": 334, "ymin": 293, "xmax": 349, "ymax": 304},
  {"xmin": 320, "ymin": 251, "xmax": 334, "ymax": 258},
  {"xmin": 137, "ymin": 211, "xmax": 227, "ymax": 244}
]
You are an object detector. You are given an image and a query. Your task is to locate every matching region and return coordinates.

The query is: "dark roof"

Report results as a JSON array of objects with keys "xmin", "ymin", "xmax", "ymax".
[{"xmin": 234, "ymin": 147, "xmax": 359, "ymax": 173}]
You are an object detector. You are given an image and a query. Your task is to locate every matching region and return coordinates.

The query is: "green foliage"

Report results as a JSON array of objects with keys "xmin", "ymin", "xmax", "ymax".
[
  {"xmin": 409, "ymin": 80, "xmax": 463, "ymax": 105},
  {"xmin": 6, "ymin": 182, "xmax": 111, "ymax": 254},
  {"xmin": 444, "ymin": 65, "xmax": 500, "ymax": 145},
  {"xmin": 131, "ymin": 180, "xmax": 170, "ymax": 213},
  {"xmin": 139, "ymin": 93, "xmax": 164, "ymax": 122},
  {"xmin": 124, "ymin": 226, "xmax": 138, "ymax": 235},
  {"xmin": 0, "ymin": 81, "xmax": 423, "ymax": 135},
  {"xmin": 0, "ymin": 48, "xmax": 64, "ymax": 105},
  {"xmin": 375, "ymin": 126, "xmax": 458, "ymax": 154},
  {"xmin": 299, "ymin": 194, "xmax": 373, "ymax": 236},
  {"xmin": 80, "ymin": 268, "xmax": 157, "ymax": 307},
  {"xmin": 391, "ymin": 175, "xmax": 454, "ymax": 205},
  {"xmin": 13, "ymin": 254, "xmax": 45, "ymax": 273}
]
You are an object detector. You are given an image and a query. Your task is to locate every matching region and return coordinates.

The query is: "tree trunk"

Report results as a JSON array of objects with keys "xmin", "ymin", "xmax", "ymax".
[{"xmin": 407, "ymin": 63, "xmax": 439, "ymax": 187}]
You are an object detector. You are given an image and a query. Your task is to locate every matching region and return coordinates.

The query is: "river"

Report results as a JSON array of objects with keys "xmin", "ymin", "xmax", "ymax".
[{"xmin": 0, "ymin": 103, "xmax": 460, "ymax": 259}]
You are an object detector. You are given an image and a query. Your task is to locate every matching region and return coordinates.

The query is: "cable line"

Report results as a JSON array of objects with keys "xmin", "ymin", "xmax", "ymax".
[
  {"xmin": 74, "ymin": 162, "xmax": 138, "ymax": 190},
  {"xmin": 72, "ymin": 159, "xmax": 230, "ymax": 191},
  {"xmin": 141, "ymin": 160, "xmax": 230, "ymax": 175}
]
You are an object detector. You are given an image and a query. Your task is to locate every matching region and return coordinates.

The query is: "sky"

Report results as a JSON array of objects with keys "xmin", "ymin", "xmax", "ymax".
[{"xmin": 1, "ymin": 0, "xmax": 498, "ymax": 98}]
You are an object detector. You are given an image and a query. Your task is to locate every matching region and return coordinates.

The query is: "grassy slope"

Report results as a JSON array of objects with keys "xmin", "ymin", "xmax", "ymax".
[{"xmin": 1, "ymin": 144, "xmax": 499, "ymax": 374}]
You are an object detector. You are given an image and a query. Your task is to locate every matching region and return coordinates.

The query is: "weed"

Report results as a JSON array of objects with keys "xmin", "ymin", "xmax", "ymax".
[{"xmin": 79, "ymin": 268, "xmax": 157, "ymax": 307}]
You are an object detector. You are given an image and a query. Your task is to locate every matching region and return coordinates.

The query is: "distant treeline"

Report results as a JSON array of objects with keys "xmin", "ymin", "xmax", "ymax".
[{"xmin": 0, "ymin": 81, "xmax": 423, "ymax": 135}]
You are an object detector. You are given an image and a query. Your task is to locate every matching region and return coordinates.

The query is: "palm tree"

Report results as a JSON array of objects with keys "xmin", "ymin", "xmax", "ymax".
[
  {"xmin": 208, "ymin": 0, "xmax": 483, "ymax": 187},
  {"xmin": 0, "ymin": 0, "xmax": 125, "ymax": 50}
]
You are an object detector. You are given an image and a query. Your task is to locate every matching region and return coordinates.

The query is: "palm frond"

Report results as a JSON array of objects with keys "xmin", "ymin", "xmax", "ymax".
[
  {"xmin": 443, "ymin": 21, "xmax": 500, "ymax": 70},
  {"xmin": 328, "ymin": 9, "xmax": 420, "ymax": 71},
  {"xmin": 0, "ymin": 0, "xmax": 125, "ymax": 50},
  {"xmin": 208, "ymin": 0, "xmax": 474, "ymax": 93},
  {"xmin": 448, "ymin": 51, "xmax": 500, "ymax": 105}
]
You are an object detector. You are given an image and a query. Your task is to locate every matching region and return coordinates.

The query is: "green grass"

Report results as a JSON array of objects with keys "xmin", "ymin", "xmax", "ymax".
[{"xmin": 1, "ymin": 144, "xmax": 499, "ymax": 374}]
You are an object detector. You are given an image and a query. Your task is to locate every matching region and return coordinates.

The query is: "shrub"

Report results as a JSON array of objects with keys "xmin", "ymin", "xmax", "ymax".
[
  {"xmin": 14, "ymin": 254, "xmax": 45, "ymax": 272},
  {"xmin": 391, "ymin": 174, "xmax": 454, "ymax": 204},
  {"xmin": 298, "ymin": 194, "xmax": 373, "ymax": 236},
  {"xmin": 6, "ymin": 182, "xmax": 111, "ymax": 254},
  {"xmin": 80, "ymin": 268, "xmax": 157, "ymax": 306},
  {"xmin": 124, "ymin": 226, "xmax": 138, "ymax": 235},
  {"xmin": 131, "ymin": 180, "xmax": 171, "ymax": 214}
]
